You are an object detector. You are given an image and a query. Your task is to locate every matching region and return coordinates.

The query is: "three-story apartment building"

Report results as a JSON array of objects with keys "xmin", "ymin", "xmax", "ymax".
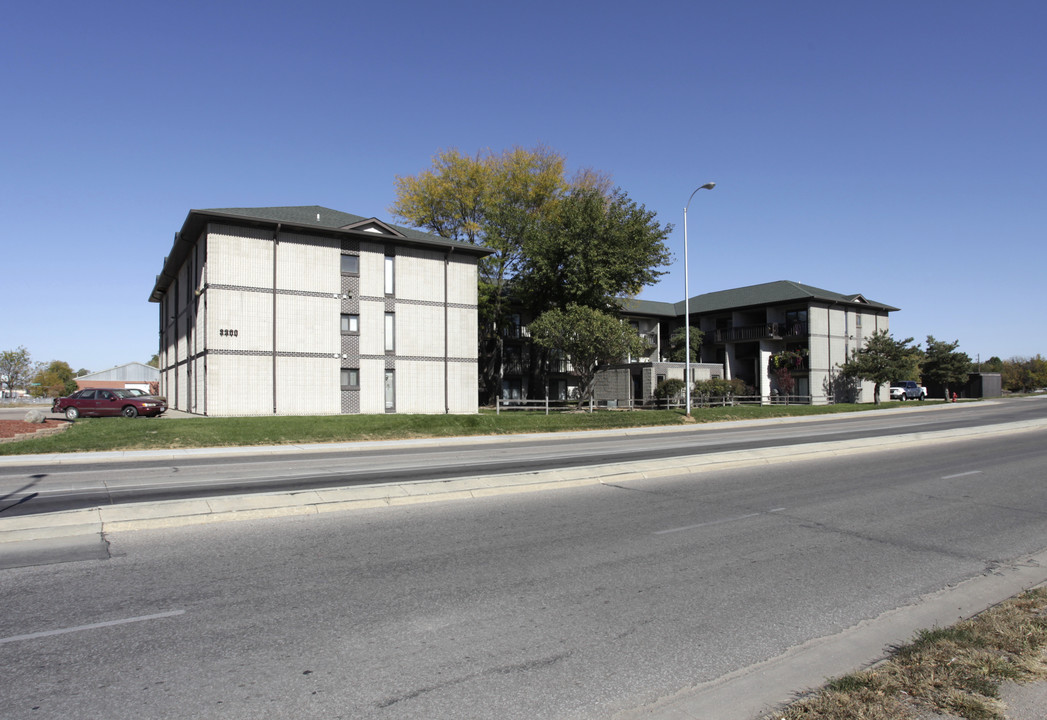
[
  {"xmin": 501, "ymin": 280, "xmax": 897, "ymax": 406},
  {"xmin": 149, "ymin": 206, "xmax": 493, "ymax": 416}
]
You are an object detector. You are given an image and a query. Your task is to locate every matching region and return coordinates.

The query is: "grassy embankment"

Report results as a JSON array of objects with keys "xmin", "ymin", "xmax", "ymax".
[
  {"xmin": 766, "ymin": 587, "xmax": 1047, "ymax": 720},
  {"xmin": 0, "ymin": 402, "xmax": 903, "ymax": 455}
]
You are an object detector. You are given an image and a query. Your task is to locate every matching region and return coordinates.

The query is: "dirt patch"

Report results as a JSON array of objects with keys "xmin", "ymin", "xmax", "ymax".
[{"xmin": 0, "ymin": 418, "xmax": 68, "ymax": 441}]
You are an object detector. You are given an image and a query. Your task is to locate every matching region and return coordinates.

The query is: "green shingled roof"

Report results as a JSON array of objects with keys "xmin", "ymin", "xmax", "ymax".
[
  {"xmin": 617, "ymin": 298, "xmax": 679, "ymax": 317},
  {"xmin": 673, "ymin": 280, "xmax": 899, "ymax": 314}
]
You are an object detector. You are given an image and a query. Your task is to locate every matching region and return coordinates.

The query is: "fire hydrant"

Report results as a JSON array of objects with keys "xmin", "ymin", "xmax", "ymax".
[{"xmin": 951, "ymin": 391, "xmax": 958, "ymax": 403}]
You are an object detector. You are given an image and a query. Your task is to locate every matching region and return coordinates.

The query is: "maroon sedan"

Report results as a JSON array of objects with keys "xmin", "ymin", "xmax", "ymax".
[{"xmin": 52, "ymin": 388, "xmax": 167, "ymax": 420}]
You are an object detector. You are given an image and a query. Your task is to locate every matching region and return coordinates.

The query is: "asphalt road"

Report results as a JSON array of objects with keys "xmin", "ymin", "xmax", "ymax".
[
  {"xmin": 2, "ymin": 399, "xmax": 1046, "ymax": 517},
  {"xmin": 2, "ymin": 424, "xmax": 1046, "ymax": 719}
]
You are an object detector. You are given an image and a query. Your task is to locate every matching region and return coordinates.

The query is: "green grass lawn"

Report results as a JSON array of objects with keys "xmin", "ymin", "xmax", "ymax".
[{"xmin": 0, "ymin": 402, "xmax": 902, "ymax": 455}]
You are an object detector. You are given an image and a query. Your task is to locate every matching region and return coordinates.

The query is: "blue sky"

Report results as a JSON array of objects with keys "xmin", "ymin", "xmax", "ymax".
[{"xmin": 2, "ymin": 1, "xmax": 1044, "ymax": 373}]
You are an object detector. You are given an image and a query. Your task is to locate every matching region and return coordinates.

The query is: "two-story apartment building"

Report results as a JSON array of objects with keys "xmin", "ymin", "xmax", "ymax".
[{"xmin": 149, "ymin": 206, "xmax": 493, "ymax": 416}]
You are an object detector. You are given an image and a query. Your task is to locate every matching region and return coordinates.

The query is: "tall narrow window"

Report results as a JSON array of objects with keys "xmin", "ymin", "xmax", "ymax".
[
  {"xmin": 384, "ymin": 313, "xmax": 395, "ymax": 353},
  {"xmin": 384, "ymin": 255, "xmax": 395, "ymax": 295},
  {"xmin": 384, "ymin": 370, "xmax": 395, "ymax": 412}
]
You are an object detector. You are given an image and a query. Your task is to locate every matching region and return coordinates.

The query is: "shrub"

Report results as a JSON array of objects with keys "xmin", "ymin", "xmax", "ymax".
[
  {"xmin": 653, "ymin": 378, "xmax": 686, "ymax": 400},
  {"xmin": 693, "ymin": 378, "xmax": 746, "ymax": 399}
]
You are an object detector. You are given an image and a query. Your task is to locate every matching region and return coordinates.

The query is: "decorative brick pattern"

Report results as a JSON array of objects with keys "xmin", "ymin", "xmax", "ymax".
[{"xmin": 340, "ymin": 390, "xmax": 360, "ymax": 414}]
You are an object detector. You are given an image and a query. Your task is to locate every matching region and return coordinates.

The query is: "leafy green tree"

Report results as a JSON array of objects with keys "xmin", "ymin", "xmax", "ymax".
[
  {"xmin": 922, "ymin": 336, "xmax": 972, "ymax": 400},
  {"xmin": 1029, "ymin": 355, "xmax": 1047, "ymax": 390},
  {"xmin": 1001, "ymin": 355, "xmax": 1047, "ymax": 393},
  {"xmin": 391, "ymin": 145, "xmax": 577, "ymax": 403},
  {"xmin": 838, "ymin": 331, "xmax": 921, "ymax": 404},
  {"xmin": 667, "ymin": 326, "xmax": 704, "ymax": 363},
  {"xmin": 31, "ymin": 360, "xmax": 77, "ymax": 398},
  {"xmin": 148, "ymin": 354, "xmax": 160, "ymax": 368},
  {"xmin": 981, "ymin": 356, "xmax": 1004, "ymax": 373},
  {"xmin": 528, "ymin": 305, "xmax": 646, "ymax": 405},
  {"xmin": 516, "ymin": 187, "xmax": 673, "ymax": 316},
  {"xmin": 0, "ymin": 346, "xmax": 34, "ymax": 397},
  {"xmin": 391, "ymin": 144, "xmax": 667, "ymax": 405}
]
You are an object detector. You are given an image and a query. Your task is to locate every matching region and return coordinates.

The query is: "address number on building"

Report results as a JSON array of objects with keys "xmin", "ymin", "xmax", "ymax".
[{"xmin": 220, "ymin": 329, "xmax": 239, "ymax": 337}]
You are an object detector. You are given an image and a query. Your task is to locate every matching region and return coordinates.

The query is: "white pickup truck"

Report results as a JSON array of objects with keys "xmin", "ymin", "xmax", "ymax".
[{"xmin": 890, "ymin": 380, "xmax": 927, "ymax": 401}]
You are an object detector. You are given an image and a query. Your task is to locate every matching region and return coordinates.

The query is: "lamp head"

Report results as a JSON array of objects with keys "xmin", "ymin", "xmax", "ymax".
[{"xmin": 700, "ymin": 182, "xmax": 716, "ymax": 190}]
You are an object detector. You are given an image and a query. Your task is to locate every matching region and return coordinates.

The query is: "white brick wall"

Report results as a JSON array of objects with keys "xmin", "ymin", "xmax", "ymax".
[
  {"xmin": 359, "ymin": 300, "xmax": 386, "ymax": 356},
  {"xmin": 276, "ymin": 232, "xmax": 339, "ymax": 294},
  {"xmin": 447, "ymin": 256, "xmax": 477, "ymax": 305},
  {"xmin": 397, "ymin": 247, "xmax": 444, "ymax": 303},
  {"xmin": 359, "ymin": 242, "xmax": 386, "ymax": 297},
  {"xmin": 207, "ymin": 354, "xmax": 272, "ymax": 416},
  {"xmin": 398, "ymin": 304, "xmax": 443, "ymax": 357},
  {"xmin": 446, "ymin": 361, "xmax": 479, "ymax": 413},
  {"xmin": 448, "ymin": 307, "xmax": 478, "ymax": 359},
  {"xmin": 275, "ymin": 294, "xmax": 338, "ymax": 354},
  {"xmin": 275, "ymin": 356, "xmax": 340, "ymax": 415},
  {"xmin": 359, "ymin": 358, "xmax": 387, "ymax": 413},
  {"xmin": 208, "ymin": 225, "xmax": 273, "ymax": 287},
  {"xmin": 397, "ymin": 360, "xmax": 443, "ymax": 413},
  {"xmin": 209, "ymin": 289, "xmax": 273, "ymax": 353}
]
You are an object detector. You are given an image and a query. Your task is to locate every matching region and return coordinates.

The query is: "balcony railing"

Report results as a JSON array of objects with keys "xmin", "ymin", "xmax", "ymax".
[{"xmin": 713, "ymin": 322, "xmax": 808, "ymax": 343}]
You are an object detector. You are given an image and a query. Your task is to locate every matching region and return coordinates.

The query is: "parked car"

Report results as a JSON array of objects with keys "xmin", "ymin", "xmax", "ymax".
[
  {"xmin": 52, "ymin": 388, "xmax": 167, "ymax": 419},
  {"xmin": 123, "ymin": 387, "xmax": 168, "ymax": 403},
  {"xmin": 890, "ymin": 380, "xmax": 927, "ymax": 401}
]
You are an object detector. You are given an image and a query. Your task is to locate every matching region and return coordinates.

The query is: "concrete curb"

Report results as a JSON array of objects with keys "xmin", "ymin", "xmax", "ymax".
[
  {"xmin": 618, "ymin": 553, "xmax": 1047, "ymax": 720},
  {"xmin": 2, "ymin": 417, "xmax": 1044, "ymax": 544}
]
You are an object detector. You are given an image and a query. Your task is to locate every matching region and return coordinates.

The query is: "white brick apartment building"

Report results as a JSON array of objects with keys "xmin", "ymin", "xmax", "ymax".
[{"xmin": 149, "ymin": 206, "xmax": 493, "ymax": 416}]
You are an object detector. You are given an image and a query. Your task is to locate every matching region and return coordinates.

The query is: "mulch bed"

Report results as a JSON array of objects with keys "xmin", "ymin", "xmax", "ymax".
[{"xmin": 0, "ymin": 418, "xmax": 69, "ymax": 442}]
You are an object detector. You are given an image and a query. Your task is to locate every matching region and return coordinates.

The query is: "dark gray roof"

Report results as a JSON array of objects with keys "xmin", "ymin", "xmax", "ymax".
[
  {"xmin": 675, "ymin": 280, "xmax": 899, "ymax": 315},
  {"xmin": 150, "ymin": 205, "xmax": 493, "ymax": 302},
  {"xmin": 204, "ymin": 205, "xmax": 450, "ymax": 244}
]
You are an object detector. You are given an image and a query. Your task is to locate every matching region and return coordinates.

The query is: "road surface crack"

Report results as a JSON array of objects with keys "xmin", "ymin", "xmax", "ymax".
[{"xmin": 376, "ymin": 650, "xmax": 573, "ymax": 709}]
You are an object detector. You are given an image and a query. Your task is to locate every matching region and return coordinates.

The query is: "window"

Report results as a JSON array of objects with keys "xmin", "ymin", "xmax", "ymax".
[
  {"xmin": 504, "ymin": 314, "xmax": 521, "ymax": 339},
  {"xmin": 340, "ymin": 255, "xmax": 359, "ymax": 274},
  {"xmin": 340, "ymin": 314, "xmax": 359, "ymax": 334},
  {"xmin": 384, "ymin": 313, "xmax": 395, "ymax": 352},
  {"xmin": 341, "ymin": 368, "xmax": 359, "ymax": 389},
  {"xmin": 384, "ymin": 370, "xmax": 395, "ymax": 411},
  {"xmin": 384, "ymin": 255, "xmax": 394, "ymax": 295},
  {"xmin": 785, "ymin": 309, "xmax": 808, "ymax": 336}
]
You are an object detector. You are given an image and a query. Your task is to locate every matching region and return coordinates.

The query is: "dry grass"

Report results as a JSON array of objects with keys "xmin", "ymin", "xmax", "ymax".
[{"xmin": 765, "ymin": 588, "xmax": 1047, "ymax": 720}]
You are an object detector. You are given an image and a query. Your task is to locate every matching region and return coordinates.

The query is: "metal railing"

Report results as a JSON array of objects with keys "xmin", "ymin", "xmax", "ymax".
[
  {"xmin": 494, "ymin": 394, "xmax": 834, "ymax": 413},
  {"xmin": 495, "ymin": 398, "xmax": 593, "ymax": 414},
  {"xmin": 713, "ymin": 322, "xmax": 808, "ymax": 343}
]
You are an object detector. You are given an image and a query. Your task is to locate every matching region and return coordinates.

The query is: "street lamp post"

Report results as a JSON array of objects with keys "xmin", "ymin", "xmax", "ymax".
[{"xmin": 684, "ymin": 182, "xmax": 716, "ymax": 417}]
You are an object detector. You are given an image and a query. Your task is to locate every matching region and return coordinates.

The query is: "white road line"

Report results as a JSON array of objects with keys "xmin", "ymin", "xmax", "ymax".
[
  {"xmin": 0, "ymin": 610, "xmax": 185, "ymax": 645},
  {"xmin": 654, "ymin": 508, "xmax": 785, "ymax": 535},
  {"xmin": 942, "ymin": 470, "xmax": 984, "ymax": 480}
]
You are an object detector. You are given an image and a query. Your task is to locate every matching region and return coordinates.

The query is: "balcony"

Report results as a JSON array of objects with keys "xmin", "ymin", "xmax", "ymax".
[{"xmin": 713, "ymin": 322, "xmax": 808, "ymax": 343}]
